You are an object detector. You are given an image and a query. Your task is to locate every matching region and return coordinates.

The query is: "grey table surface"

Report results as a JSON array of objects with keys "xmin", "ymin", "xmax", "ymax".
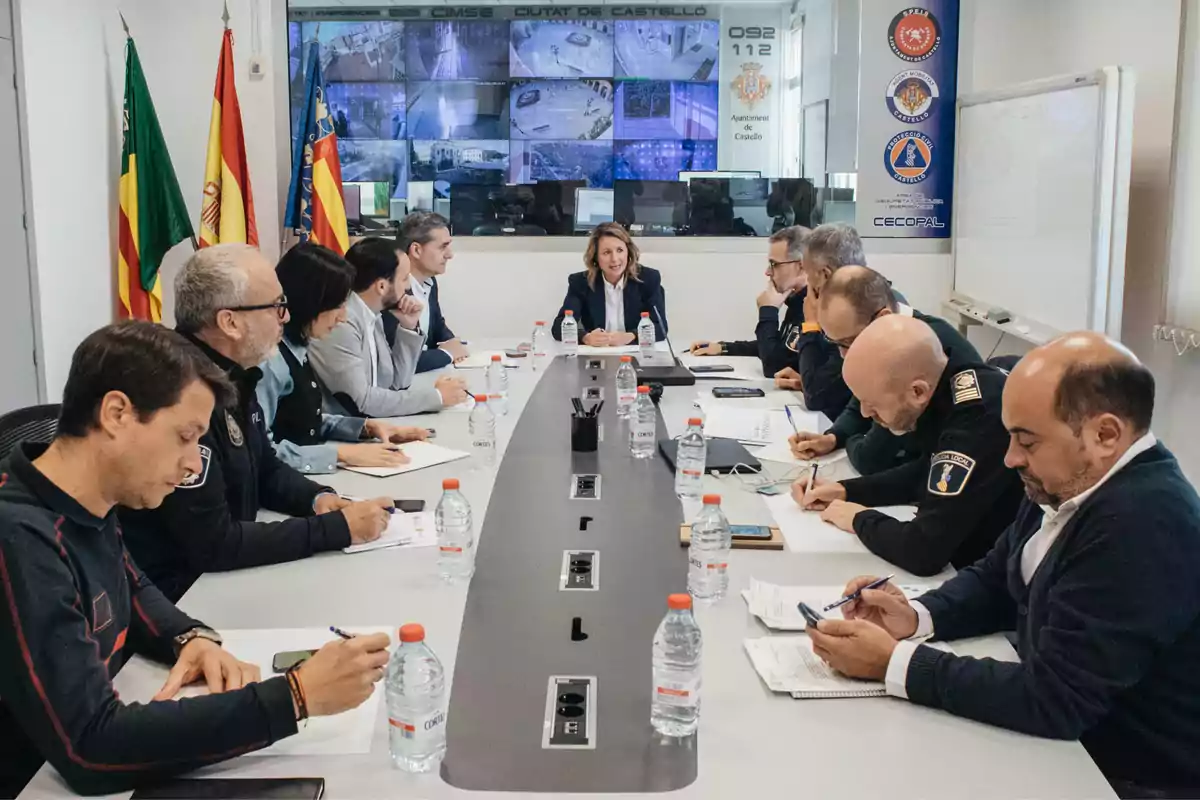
[{"xmin": 22, "ymin": 342, "xmax": 1115, "ymax": 800}]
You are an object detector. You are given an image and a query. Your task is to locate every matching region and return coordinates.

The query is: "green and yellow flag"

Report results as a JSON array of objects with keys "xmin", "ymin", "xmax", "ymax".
[{"xmin": 118, "ymin": 35, "xmax": 194, "ymax": 322}]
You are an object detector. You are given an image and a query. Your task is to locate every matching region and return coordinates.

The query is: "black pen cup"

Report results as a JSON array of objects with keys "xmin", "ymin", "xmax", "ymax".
[{"xmin": 571, "ymin": 415, "xmax": 599, "ymax": 452}]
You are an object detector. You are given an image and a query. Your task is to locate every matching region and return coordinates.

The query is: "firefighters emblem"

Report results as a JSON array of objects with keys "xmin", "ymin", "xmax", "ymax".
[{"xmin": 888, "ymin": 7, "xmax": 942, "ymax": 62}]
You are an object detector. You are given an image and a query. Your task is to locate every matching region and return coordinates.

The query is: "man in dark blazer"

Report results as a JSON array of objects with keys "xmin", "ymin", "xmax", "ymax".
[{"xmin": 398, "ymin": 212, "xmax": 468, "ymax": 373}]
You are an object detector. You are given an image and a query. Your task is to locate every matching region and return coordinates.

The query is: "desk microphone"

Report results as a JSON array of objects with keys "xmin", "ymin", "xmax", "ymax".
[{"xmin": 652, "ymin": 305, "xmax": 679, "ymax": 365}]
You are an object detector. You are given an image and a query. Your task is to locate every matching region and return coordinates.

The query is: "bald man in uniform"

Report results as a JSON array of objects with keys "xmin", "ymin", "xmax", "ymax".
[
  {"xmin": 793, "ymin": 315, "xmax": 1024, "ymax": 576},
  {"xmin": 805, "ymin": 333, "xmax": 1200, "ymax": 799}
]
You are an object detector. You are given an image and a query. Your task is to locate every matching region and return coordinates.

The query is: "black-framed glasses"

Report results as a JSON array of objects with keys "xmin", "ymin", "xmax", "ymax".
[
  {"xmin": 823, "ymin": 307, "xmax": 888, "ymax": 349},
  {"xmin": 225, "ymin": 295, "xmax": 289, "ymax": 320},
  {"xmin": 767, "ymin": 258, "xmax": 803, "ymax": 271}
]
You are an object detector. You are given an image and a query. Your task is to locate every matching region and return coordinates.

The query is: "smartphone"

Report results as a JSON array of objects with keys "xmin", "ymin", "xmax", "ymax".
[
  {"xmin": 712, "ymin": 387, "xmax": 766, "ymax": 398},
  {"xmin": 504, "ymin": 349, "xmax": 528, "ymax": 358},
  {"xmin": 755, "ymin": 484, "xmax": 789, "ymax": 496},
  {"xmin": 691, "ymin": 364, "xmax": 735, "ymax": 374},
  {"xmin": 394, "ymin": 499, "xmax": 426, "ymax": 513},
  {"xmin": 424, "ymin": 428, "xmax": 437, "ymax": 439},
  {"xmin": 797, "ymin": 602, "xmax": 825, "ymax": 627},
  {"xmin": 272, "ymin": 649, "xmax": 317, "ymax": 673},
  {"xmin": 730, "ymin": 524, "xmax": 773, "ymax": 540}
]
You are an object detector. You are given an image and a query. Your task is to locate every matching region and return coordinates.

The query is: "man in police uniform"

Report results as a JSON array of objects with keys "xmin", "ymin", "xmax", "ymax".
[
  {"xmin": 793, "ymin": 314, "xmax": 1024, "ymax": 576},
  {"xmin": 120, "ymin": 244, "xmax": 393, "ymax": 602}
]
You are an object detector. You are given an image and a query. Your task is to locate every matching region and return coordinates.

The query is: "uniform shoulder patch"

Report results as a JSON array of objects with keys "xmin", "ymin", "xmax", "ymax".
[
  {"xmin": 784, "ymin": 326, "xmax": 801, "ymax": 352},
  {"xmin": 177, "ymin": 445, "xmax": 212, "ymax": 490},
  {"xmin": 952, "ymin": 369, "xmax": 982, "ymax": 404},
  {"xmin": 928, "ymin": 450, "xmax": 976, "ymax": 496}
]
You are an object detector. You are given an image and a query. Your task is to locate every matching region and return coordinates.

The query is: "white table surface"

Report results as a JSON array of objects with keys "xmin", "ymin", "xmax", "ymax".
[{"xmin": 22, "ymin": 342, "xmax": 1115, "ymax": 800}]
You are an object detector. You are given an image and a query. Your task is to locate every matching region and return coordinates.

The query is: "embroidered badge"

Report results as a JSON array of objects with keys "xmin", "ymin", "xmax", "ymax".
[
  {"xmin": 952, "ymin": 369, "xmax": 983, "ymax": 404},
  {"xmin": 226, "ymin": 410, "xmax": 245, "ymax": 447},
  {"xmin": 177, "ymin": 445, "xmax": 212, "ymax": 490},
  {"xmin": 785, "ymin": 326, "xmax": 801, "ymax": 352},
  {"xmin": 928, "ymin": 451, "xmax": 976, "ymax": 496},
  {"xmin": 92, "ymin": 591, "xmax": 114, "ymax": 633}
]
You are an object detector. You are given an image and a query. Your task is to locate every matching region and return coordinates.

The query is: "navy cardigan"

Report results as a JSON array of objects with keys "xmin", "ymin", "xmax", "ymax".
[{"xmin": 551, "ymin": 267, "xmax": 667, "ymax": 341}]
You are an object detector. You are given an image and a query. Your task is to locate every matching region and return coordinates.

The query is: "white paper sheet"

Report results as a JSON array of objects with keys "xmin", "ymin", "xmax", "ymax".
[
  {"xmin": 113, "ymin": 628, "xmax": 388, "ymax": 756},
  {"xmin": 752, "ymin": 441, "xmax": 849, "ymax": 466},
  {"xmin": 341, "ymin": 440, "xmax": 469, "ymax": 478},
  {"xmin": 451, "ymin": 350, "xmax": 509, "ymax": 369},
  {"xmin": 344, "ymin": 511, "xmax": 437, "ymax": 554},
  {"xmin": 744, "ymin": 636, "xmax": 886, "ymax": 696},
  {"xmin": 741, "ymin": 579, "xmax": 932, "ymax": 631},
  {"xmin": 763, "ymin": 493, "xmax": 917, "ymax": 554},
  {"xmin": 702, "ymin": 405, "xmax": 820, "ymax": 447}
]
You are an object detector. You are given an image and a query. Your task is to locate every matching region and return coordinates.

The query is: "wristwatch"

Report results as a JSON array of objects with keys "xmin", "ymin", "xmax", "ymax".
[
  {"xmin": 801, "ymin": 322, "xmax": 822, "ymax": 334},
  {"xmin": 173, "ymin": 626, "xmax": 223, "ymax": 656}
]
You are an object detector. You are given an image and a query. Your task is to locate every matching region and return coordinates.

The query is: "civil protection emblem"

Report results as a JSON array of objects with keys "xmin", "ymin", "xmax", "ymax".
[
  {"xmin": 732, "ymin": 62, "xmax": 771, "ymax": 108},
  {"xmin": 884, "ymin": 131, "xmax": 934, "ymax": 184},
  {"xmin": 226, "ymin": 410, "xmax": 245, "ymax": 447},
  {"xmin": 887, "ymin": 70, "xmax": 939, "ymax": 123}
]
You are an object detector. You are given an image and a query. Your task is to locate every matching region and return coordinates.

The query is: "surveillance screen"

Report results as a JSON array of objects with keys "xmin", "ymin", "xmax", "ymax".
[
  {"xmin": 509, "ymin": 140, "xmax": 614, "ymax": 187},
  {"xmin": 615, "ymin": 21, "xmax": 719, "ymax": 81},
  {"xmin": 410, "ymin": 139, "xmax": 510, "ymax": 198},
  {"xmin": 510, "ymin": 80, "xmax": 614, "ymax": 140},
  {"xmin": 407, "ymin": 81, "xmax": 510, "ymax": 139},
  {"xmin": 613, "ymin": 139, "xmax": 717, "ymax": 181},
  {"xmin": 325, "ymin": 83, "xmax": 407, "ymax": 140},
  {"xmin": 297, "ymin": 21, "xmax": 406, "ymax": 82},
  {"xmin": 337, "ymin": 139, "xmax": 408, "ymax": 190},
  {"xmin": 509, "ymin": 21, "xmax": 615, "ymax": 78},
  {"xmin": 405, "ymin": 21, "xmax": 509, "ymax": 81},
  {"xmin": 613, "ymin": 179, "xmax": 690, "ymax": 236},
  {"xmin": 614, "ymin": 80, "xmax": 718, "ymax": 140}
]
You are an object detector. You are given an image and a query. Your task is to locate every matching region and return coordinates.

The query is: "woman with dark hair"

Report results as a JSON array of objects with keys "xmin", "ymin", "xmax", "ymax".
[
  {"xmin": 256, "ymin": 243, "xmax": 428, "ymax": 474},
  {"xmin": 551, "ymin": 221, "xmax": 667, "ymax": 345}
]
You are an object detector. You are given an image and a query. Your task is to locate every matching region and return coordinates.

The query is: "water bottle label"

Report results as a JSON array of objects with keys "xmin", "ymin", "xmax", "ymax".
[
  {"xmin": 653, "ymin": 676, "xmax": 701, "ymax": 707},
  {"xmin": 633, "ymin": 428, "xmax": 655, "ymax": 442},
  {"xmin": 689, "ymin": 555, "xmax": 728, "ymax": 573},
  {"xmin": 618, "ymin": 391, "xmax": 636, "ymax": 405},
  {"xmin": 472, "ymin": 440, "xmax": 494, "ymax": 449},
  {"xmin": 681, "ymin": 469, "xmax": 702, "ymax": 477},
  {"xmin": 389, "ymin": 708, "xmax": 446, "ymax": 741},
  {"xmin": 440, "ymin": 545, "xmax": 464, "ymax": 554}
]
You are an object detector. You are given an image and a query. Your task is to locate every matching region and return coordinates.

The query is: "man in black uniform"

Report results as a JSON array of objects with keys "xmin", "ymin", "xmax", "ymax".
[
  {"xmin": 0, "ymin": 322, "xmax": 388, "ymax": 797},
  {"xmin": 687, "ymin": 225, "xmax": 812, "ymax": 379},
  {"xmin": 789, "ymin": 266, "xmax": 982, "ymax": 475},
  {"xmin": 120, "ymin": 244, "xmax": 392, "ymax": 602},
  {"xmin": 793, "ymin": 314, "xmax": 1024, "ymax": 576}
]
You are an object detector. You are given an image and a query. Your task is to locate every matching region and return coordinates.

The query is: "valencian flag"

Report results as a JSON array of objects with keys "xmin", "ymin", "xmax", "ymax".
[
  {"xmin": 199, "ymin": 23, "xmax": 257, "ymax": 248},
  {"xmin": 118, "ymin": 35, "xmax": 194, "ymax": 322},
  {"xmin": 284, "ymin": 40, "xmax": 349, "ymax": 254}
]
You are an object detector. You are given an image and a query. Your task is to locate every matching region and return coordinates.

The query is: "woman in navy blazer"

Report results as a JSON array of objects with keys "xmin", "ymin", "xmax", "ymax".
[{"xmin": 552, "ymin": 222, "xmax": 668, "ymax": 344}]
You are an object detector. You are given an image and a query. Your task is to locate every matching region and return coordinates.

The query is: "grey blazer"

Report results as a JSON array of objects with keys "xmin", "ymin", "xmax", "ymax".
[{"xmin": 309, "ymin": 293, "xmax": 443, "ymax": 417}]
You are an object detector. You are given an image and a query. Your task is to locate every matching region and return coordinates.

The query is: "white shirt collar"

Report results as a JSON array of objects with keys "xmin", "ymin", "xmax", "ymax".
[
  {"xmin": 1040, "ymin": 432, "xmax": 1158, "ymax": 520},
  {"xmin": 604, "ymin": 277, "xmax": 626, "ymax": 293},
  {"xmin": 348, "ymin": 291, "xmax": 375, "ymax": 322},
  {"xmin": 898, "ymin": 303, "xmax": 914, "ymax": 317}
]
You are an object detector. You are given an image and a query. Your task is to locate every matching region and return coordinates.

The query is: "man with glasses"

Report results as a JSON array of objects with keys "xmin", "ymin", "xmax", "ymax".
[
  {"xmin": 790, "ymin": 266, "xmax": 981, "ymax": 475},
  {"xmin": 120, "ymin": 244, "xmax": 393, "ymax": 602},
  {"xmin": 688, "ymin": 225, "xmax": 812, "ymax": 380}
]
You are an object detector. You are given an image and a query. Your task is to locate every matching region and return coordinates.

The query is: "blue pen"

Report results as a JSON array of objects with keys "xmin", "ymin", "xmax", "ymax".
[
  {"xmin": 784, "ymin": 405, "xmax": 800, "ymax": 435},
  {"xmin": 329, "ymin": 626, "xmax": 356, "ymax": 640},
  {"xmin": 822, "ymin": 574, "xmax": 896, "ymax": 612}
]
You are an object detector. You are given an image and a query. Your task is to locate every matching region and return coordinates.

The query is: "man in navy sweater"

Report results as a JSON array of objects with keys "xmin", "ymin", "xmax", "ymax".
[
  {"xmin": 808, "ymin": 332, "xmax": 1200, "ymax": 798},
  {"xmin": 399, "ymin": 212, "xmax": 469, "ymax": 372}
]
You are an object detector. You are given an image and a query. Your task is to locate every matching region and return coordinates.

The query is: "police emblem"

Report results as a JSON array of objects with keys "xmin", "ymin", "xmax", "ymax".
[
  {"xmin": 785, "ymin": 326, "xmax": 802, "ymax": 352},
  {"xmin": 888, "ymin": 7, "xmax": 942, "ymax": 62},
  {"xmin": 952, "ymin": 369, "xmax": 982, "ymax": 404},
  {"xmin": 886, "ymin": 69, "xmax": 939, "ymax": 123},
  {"xmin": 177, "ymin": 445, "xmax": 212, "ymax": 490},
  {"xmin": 226, "ymin": 410, "xmax": 244, "ymax": 447},
  {"xmin": 732, "ymin": 62, "xmax": 771, "ymax": 108},
  {"xmin": 928, "ymin": 451, "xmax": 976, "ymax": 497},
  {"xmin": 884, "ymin": 131, "xmax": 934, "ymax": 184}
]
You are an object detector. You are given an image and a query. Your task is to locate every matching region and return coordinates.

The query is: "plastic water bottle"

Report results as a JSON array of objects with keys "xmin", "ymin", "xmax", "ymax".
[
  {"xmin": 468, "ymin": 395, "xmax": 496, "ymax": 468},
  {"xmin": 615, "ymin": 355, "xmax": 637, "ymax": 419},
  {"xmin": 637, "ymin": 311, "xmax": 655, "ymax": 360},
  {"xmin": 532, "ymin": 320, "xmax": 549, "ymax": 369},
  {"xmin": 436, "ymin": 478, "xmax": 475, "ymax": 582},
  {"xmin": 387, "ymin": 623, "xmax": 447, "ymax": 772},
  {"xmin": 561, "ymin": 310, "xmax": 579, "ymax": 357},
  {"xmin": 651, "ymin": 594, "xmax": 702, "ymax": 737},
  {"xmin": 673, "ymin": 417, "xmax": 706, "ymax": 499},
  {"xmin": 630, "ymin": 385, "xmax": 656, "ymax": 459},
  {"xmin": 486, "ymin": 356, "xmax": 509, "ymax": 415},
  {"xmin": 688, "ymin": 494, "xmax": 731, "ymax": 601}
]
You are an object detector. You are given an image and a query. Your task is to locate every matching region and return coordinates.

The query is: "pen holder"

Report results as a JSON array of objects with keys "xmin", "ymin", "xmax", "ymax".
[{"xmin": 571, "ymin": 415, "xmax": 599, "ymax": 452}]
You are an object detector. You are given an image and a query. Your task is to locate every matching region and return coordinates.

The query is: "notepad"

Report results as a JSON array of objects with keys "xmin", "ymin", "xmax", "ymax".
[
  {"xmin": 741, "ymin": 579, "xmax": 931, "ymax": 631},
  {"xmin": 702, "ymin": 405, "xmax": 818, "ymax": 447},
  {"xmin": 341, "ymin": 440, "xmax": 469, "ymax": 478},
  {"xmin": 452, "ymin": 350, "xmax": 508, "ymax": 369},
  {"xmin": 745, "ymin": 636, "xmax": 888, "ymax": 698},
  {"xmin": 763, "ymin": 493, "xmax": 917, "ymax": 554},
  {"xmin": 343, "ymin": 511, "xmax": 437, "ymax": 554},
  {"xmin": 752, "ymin": 440, "xmax": 849, "ymax": 465}
]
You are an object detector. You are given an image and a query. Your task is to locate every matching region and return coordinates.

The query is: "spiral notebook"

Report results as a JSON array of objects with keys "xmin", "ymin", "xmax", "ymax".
[{"xmin": 744, "ymin": 636, "xmax": 887, "ymax": 698}]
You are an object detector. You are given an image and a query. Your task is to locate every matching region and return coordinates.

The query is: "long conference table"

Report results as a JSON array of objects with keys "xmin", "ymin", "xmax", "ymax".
[{"xmin": 24, "ymin": 342, "xmax": 1116, "ymax": 799}]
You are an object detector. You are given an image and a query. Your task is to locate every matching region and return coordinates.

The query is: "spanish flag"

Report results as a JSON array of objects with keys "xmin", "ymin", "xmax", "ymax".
[
  {"xmin": 284, "ymin": 40, "xmax": 349, "ymax": 255},
  {"xmin": 118, "ymin": 36, "xmax": 194, "ymax": 322},
  {"xmin": 199, "ymin": 26, "xmax": 257, "ymax": 248}
]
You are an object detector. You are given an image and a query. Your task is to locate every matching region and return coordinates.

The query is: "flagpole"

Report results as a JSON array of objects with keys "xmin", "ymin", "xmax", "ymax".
[
  {"xmin": 222, "ymin": 1, "xmax": 230, "ymax": 29},
  {"xmin": 119, "ymin": 11, "xmax": 131, "ymax": 37}
]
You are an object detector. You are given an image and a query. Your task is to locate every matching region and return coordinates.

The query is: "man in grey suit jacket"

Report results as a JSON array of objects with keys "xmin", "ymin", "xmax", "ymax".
[{"xmin": 310, "ymin": 238, "xmax": 469, "ymax": 417}]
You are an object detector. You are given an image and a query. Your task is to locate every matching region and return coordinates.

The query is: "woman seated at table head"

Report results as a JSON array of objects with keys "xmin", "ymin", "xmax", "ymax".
[
  {"xmin": 256, "ymin": 242, "xmax": 428, "ymax": 475},
  {"xmin": 551, "ymin": 221, "xmax": 668, "ymax": 346}
]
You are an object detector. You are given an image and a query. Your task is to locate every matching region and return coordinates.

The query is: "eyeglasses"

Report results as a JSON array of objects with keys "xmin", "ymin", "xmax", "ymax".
[
  {"xmin": 767, "ymin": 258, "xmax": 803, "ymax": 271},
  {"xmin": 822, "ymin": 307, "xmax": 888, "ymax": 349},
  {"xmin": 225, "ymin": 295, "xmax": 289, "ymax": 320}
]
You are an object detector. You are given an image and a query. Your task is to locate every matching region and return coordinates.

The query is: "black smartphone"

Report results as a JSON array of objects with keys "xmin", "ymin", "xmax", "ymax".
[
  {"xmin": 504, "ymin": 349, "xmax": 528, "ymax": 358},
  {"xmin": 394, "ymin": 499, "xmax": 426, "ymax": 513},
  {"xmin": 272, "ymin": 649, "xmax": 317, "ymax": 673},
  {"xmin": 729, "ymin": 524, "xmax": 773, "ymax": 540},
  {"xmin": 712, "ymin": 387, "xmax": 766, "ymax": 398},
  {"xmin": 691, "ymin": 364, "xmax": 735, "ymax": 373},
  {"xmin": 797, "ymin": 602, "xmax": 825, "ymax": 627}
]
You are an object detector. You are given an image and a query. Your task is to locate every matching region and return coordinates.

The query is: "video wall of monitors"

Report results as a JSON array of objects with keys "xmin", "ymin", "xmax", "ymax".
[{"xmin": 288, "ymin": 14, "xmax": 722, "ymax": 222}]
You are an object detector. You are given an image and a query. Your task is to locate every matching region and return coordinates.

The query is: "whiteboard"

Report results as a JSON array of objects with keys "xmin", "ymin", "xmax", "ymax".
[{"xmin": 951, "ymin": 69, "xmax": 1134, "ymax": 337}]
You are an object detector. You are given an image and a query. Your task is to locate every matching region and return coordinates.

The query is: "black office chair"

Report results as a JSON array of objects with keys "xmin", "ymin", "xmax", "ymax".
[{"xmin": 0, "ymin": 404, "xmax": 61, "ymax": 462}]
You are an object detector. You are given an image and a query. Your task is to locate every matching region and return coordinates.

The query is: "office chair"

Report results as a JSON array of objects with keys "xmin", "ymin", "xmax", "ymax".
[{"xmin": 0, "ymin": 404, "xmax": 60, "ymax": 462}]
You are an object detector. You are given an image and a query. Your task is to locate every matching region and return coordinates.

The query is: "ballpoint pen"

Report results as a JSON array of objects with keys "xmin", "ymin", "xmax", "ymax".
[
  {"xmin": 784, "ymin": 405, "xmax": 800, "ymax": 435},
  {"xmin": 329, "ymin": 626, "xmax": 356, "ymax": 640},
  {"xmin": 822, "ymin": 574, "xmax": 896, "ymax": 612}
]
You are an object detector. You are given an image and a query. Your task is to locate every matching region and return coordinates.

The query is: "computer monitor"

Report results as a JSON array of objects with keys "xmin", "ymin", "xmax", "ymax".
[
  {"xmin": 574, "ymin": 188, "xmax": 614, "ymax": 232},
  {"xmin": 678, "ymin": 170, "xmax": 761, "ymax": 182},
  {"xmin": 342, "ymin": 183, "xmax": 362, "ymax": 223},
  {"xmin": 613, "ymin": 179, "xmax": 689, "ymax": 236}
]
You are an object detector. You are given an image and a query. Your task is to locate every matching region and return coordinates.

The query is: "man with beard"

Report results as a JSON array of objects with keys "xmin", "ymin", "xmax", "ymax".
[
  {"xmin": 120, "ymin": 245, "xmax": 393, "ymax": 601},
  {"xmin": 793, "ymin": 314, "xmax": 1023, "ymax": 576},
  {"xmin": 805, "ymin": 333, "xmax": 1200, "ymax": 800}
]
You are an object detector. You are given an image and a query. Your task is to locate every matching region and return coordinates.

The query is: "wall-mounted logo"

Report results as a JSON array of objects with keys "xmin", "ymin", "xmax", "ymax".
[
  {"xmin": 888, "ymin": 7, "xmax": 942, "ymax": 62},
  {"xmin": 732, "ymin": 62, "xmax": 771, "ymax": 107},
  {"xmin": 886, "ymin": 70, "xmax": 939, "ymax": 123},
  {"xmin": 885, "ymin": 131, "xmax": 934, "ymax": 184}
]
